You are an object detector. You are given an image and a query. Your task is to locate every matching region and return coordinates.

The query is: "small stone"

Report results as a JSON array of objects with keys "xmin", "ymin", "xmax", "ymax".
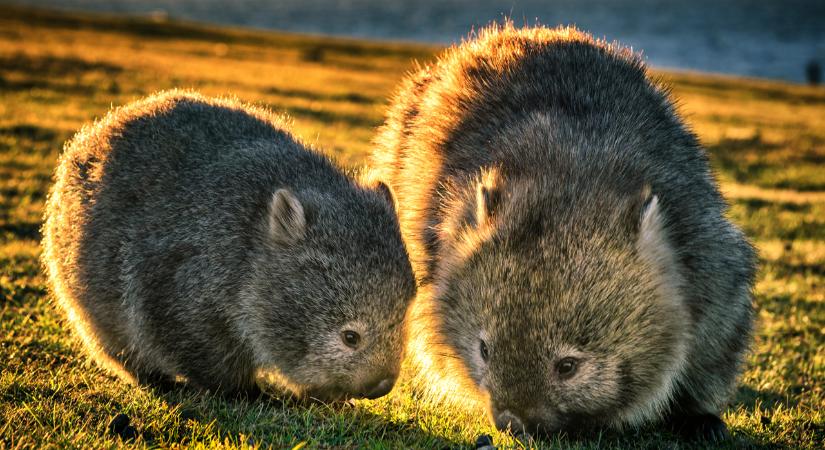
[
  {"xmin": 120, "ymin": 425, "xmax": 139, "ymax": 442},
  {"xmin": 108, "ymin": 413, "xmax": 139, "ymax": 442},
  {"xmin": 475, "ymin": 434, "xmax": 495, "ymax": 449},
  {"xmin": 107, "ymin": 413, "xmax": 130, "ymax": 434}
]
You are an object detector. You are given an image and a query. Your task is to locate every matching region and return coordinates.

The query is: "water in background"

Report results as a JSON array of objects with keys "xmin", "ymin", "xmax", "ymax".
[{"xmin": 10, "ymin": 0, "xmax": 825, "ymax": 82}]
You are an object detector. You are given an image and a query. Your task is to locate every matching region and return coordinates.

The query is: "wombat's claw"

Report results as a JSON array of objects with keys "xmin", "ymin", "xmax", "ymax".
[{"xmin": 699, "ymin": 416, "xmax": 730, "ymax": 443}]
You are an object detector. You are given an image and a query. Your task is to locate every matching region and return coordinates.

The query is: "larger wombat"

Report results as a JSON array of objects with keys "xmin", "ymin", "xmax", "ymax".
[
  {"xmin": 372, "ymin": 25, "xmax": 755, "ymax": 440},
  {"xmin": 43, "ymin": 91, "xmax": 416, "ymax": 401}
]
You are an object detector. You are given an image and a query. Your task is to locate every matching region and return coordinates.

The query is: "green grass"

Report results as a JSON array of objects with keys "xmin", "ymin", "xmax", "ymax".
[{"xmin": 1, "ymin": 5, "xmax": 823, "ymax": 449}]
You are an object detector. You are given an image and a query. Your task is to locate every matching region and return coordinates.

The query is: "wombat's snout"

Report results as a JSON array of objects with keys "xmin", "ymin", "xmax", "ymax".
[
  {"xmin": 361, "ymin": 377, "xmax": 395, "ymax": 399},
  {"xmin": 493, "ymin": 407, "xmax": 555, "ymax": 437},
  {"xmin": 494, "ymin": 409, "xmax": 527, "ymax": 434}
]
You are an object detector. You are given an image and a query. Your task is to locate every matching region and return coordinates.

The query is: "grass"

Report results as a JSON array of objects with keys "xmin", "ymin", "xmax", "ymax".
[{"xmin": 0, "ymin": 4, "xmax": 823, "ymax": 449}]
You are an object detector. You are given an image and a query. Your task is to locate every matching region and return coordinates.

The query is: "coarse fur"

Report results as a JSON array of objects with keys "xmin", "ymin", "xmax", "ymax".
[
  {"xmin": 372, "ymin": 24, "xmax": 755, "ymax": 439},
  {"xmin": 43, "ymin": 90, "xmax": 416, "ymax": 401}
]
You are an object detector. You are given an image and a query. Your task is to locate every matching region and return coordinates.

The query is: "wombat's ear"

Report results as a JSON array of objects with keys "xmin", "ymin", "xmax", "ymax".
[
  {"xmin": 375, "ymin": 181, "xmax": 396, "ymax": 211},
  {"xmin": 474, "ymin": 170, "xmax": 501, "ymax": 226},
  {"xmin": 636, "ymin": 184, "xmax": 663, "ymax": 243},
  {"xmin": 635, "ymin": 186, "xmax": 682, "ymax": 298},
  {"xmin": 267, "ymin": 189, "xmax": 306, "ymax": 244}
]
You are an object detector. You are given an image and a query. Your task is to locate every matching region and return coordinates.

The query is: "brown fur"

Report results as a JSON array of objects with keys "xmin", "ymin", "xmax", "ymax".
[
  {"xmin": 43, "ymin": 90, "xmax": 416, "ymax": 400},
  {"xmin": 373, "ymin": 25, "xmax": 755, "ymax": 439}
]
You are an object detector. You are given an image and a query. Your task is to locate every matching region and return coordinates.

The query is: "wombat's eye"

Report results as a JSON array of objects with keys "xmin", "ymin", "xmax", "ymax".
[
  {"xmin": 341, "ymin": 330, "xmax": 361, "ymax": 348},
  {"xmin": 556, "ymin": 357, "xmax": 579, "ymax": 379},
  {"xmin": 479, "ymin": 339, "xmax": 489, "ymax": 362}
]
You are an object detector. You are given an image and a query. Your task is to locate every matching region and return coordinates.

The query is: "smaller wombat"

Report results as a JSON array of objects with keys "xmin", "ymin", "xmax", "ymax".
[{"xmin": 42, "ymin": 90, "xmax": 416, "ymax": 401}]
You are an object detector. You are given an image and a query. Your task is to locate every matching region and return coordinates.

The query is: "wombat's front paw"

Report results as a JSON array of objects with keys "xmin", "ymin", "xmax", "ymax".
[{"xmin": 669, "ymin": 413, "xmax": 730, "ymax": 442}]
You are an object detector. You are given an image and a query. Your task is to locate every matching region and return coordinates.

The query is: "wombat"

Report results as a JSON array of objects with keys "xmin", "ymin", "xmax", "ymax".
[
  {"xmin": 42, "ymin": 90, "xmax": 416, "ymax": 401},
  {"xmin": 372, "ymin": 25, "xmax": 755, "ymax": 441}
]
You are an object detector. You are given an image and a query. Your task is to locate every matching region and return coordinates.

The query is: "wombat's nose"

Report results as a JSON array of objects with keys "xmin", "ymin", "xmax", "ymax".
[
  {"xmin": 494, "ymin": 407, "xmax": 558, "ymax": 437},
  {"xmin": 494, "ymin": 409, "xmax": 527, "ymax": 435},
  {"xmin": 363, "ymin": 378, "xmax": 395, "ymax": 399}
]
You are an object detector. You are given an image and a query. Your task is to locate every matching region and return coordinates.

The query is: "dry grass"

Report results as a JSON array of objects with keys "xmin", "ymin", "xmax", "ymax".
[{"xmin": 0, "ymin": 5, "xmax": 822, "ymax": 449}]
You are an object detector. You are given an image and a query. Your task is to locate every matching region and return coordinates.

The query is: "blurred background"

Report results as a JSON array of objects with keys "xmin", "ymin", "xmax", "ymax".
[{"xmin": 7, "ymin": 0, "xmax": 825, "ymax": 83}]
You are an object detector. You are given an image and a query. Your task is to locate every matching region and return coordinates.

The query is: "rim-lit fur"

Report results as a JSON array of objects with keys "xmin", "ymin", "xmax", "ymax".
[
  {"xmin": 42, "ymin": 90, "xmax": 416, "ymax": 399},
  {"xmin": 372, "ymin": 24, "xmax": 755, "ymax": 433}
]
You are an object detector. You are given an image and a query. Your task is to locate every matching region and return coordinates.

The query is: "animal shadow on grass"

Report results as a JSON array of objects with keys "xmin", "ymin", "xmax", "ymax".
[
  {"xmin": 521, "ymin": 424, "xmax": 703, "ymax": 450},
  {"xmin": 736, "ymin": 385, "xmax": 797, "ymax": 414},
  {"xmin": 114, "ymin": 381, "xmax": 461, "ymax": 448},
  {"xmin": 499, "ymin": 389, "xmax": 783, "ymax": 450},
  {"xmin": 527, "ymin": 420, "xmax": 767, "ymax": 450}
]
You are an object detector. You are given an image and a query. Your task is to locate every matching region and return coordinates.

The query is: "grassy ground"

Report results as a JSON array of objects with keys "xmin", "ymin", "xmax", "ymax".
[{"xmin": 0, "ymin": 5, "xmax": 823, "ymax": 449}]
